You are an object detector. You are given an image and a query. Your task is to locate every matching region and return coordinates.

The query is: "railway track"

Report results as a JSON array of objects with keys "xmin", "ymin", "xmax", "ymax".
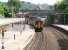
[
  {"xmin": 24, "ymin": 27, "xmax": 68, "ymax": 50},
  {"xmin": 24, "ymin": 31, "xmax": 45, "ymax": 50}
]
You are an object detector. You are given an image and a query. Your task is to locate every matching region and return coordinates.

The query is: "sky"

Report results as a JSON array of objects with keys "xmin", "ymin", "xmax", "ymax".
[{"xmin": 0, "ymin": 0, "xmax": 62, "ymax": 5}]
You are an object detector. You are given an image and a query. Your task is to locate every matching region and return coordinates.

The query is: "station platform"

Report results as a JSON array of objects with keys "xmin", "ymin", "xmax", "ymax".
[
  {"xmin": 0, "ymin": 24, "xmax": 35, "ymax": 50},
  {"xmin": 52, "ymin": 24, "xmax": 68, "ymax": 31}
]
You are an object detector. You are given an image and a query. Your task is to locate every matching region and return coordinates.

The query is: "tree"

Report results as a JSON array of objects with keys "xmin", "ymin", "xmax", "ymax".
[
  {"xmin": 8, "ymin": 0, "xmax": 20, "ymax": 9},
  {"xmin": 8, "ymin": 0, "xmax": 20, "ymax": 17},
  {"xmin": 54, "ymin": 1, "xmax": 67, "ymax": 10},
  {"xmin": 54, "ymin": 0, "xmax": 68, "ymax": 24},
  {"xmin": 0, "ymin": 2, "xmax": 6, "ymax": 15},
  {"xmin": 3, "ymin": 7, "xmax": 12, "ymax": 18}
]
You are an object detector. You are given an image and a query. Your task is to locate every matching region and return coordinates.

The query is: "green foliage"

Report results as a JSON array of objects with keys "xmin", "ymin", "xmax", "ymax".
[
  {"xmin": 54, "ymin": 0, "xmax": 68, "ymax": 24},
  {"xmin": 3, "ymin": 7, "xmax": 12, "ymax": 18},
  {"xmin": 54, "ymin": 1, "xmax": 67, "ymax": 10},
  {"xmin": 0, "ymin": 2, "xmax": 4, "ymax": 15},
  {"xmin": 0, "ymin": 2, "xmax": 12, "ymax": 17},
  {"xmin": 54, "ymin": 0, "xmax": 68, "ymax": 11},
  {"xmin": 20, "ymin": 1, "xmax": 32, "ymax": 9},
  {"xmin": 0, "ymin": 0, "xmax": 20, "ymax": 18},
  {"xmin": 8, "ymin": 0, "xmax": 20, "ymax": 9},
  {"xmin": 8, "ymin": 0, "xmax": 20, "ymax": 17}
]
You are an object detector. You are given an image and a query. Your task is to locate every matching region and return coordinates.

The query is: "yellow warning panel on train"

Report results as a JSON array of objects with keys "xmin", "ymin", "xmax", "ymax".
[{"xmin": 35, "ymin": 21, "xmax": 43, "ymax": 32}]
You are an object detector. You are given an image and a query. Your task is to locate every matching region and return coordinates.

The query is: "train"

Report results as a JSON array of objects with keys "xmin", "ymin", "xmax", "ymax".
[
  {"xmin": 26, "ymin": 16, "xmax": 44, "ymax": 32},
  {"xmin": 34, "ymin": 20, "xmax": 44, "ymax": 32}
]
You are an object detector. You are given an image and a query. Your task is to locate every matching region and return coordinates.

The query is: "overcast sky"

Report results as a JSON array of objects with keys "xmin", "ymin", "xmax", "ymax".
[{"xmin": 0, "ymin": 0, "xmax": 62, "ymax": 5}]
